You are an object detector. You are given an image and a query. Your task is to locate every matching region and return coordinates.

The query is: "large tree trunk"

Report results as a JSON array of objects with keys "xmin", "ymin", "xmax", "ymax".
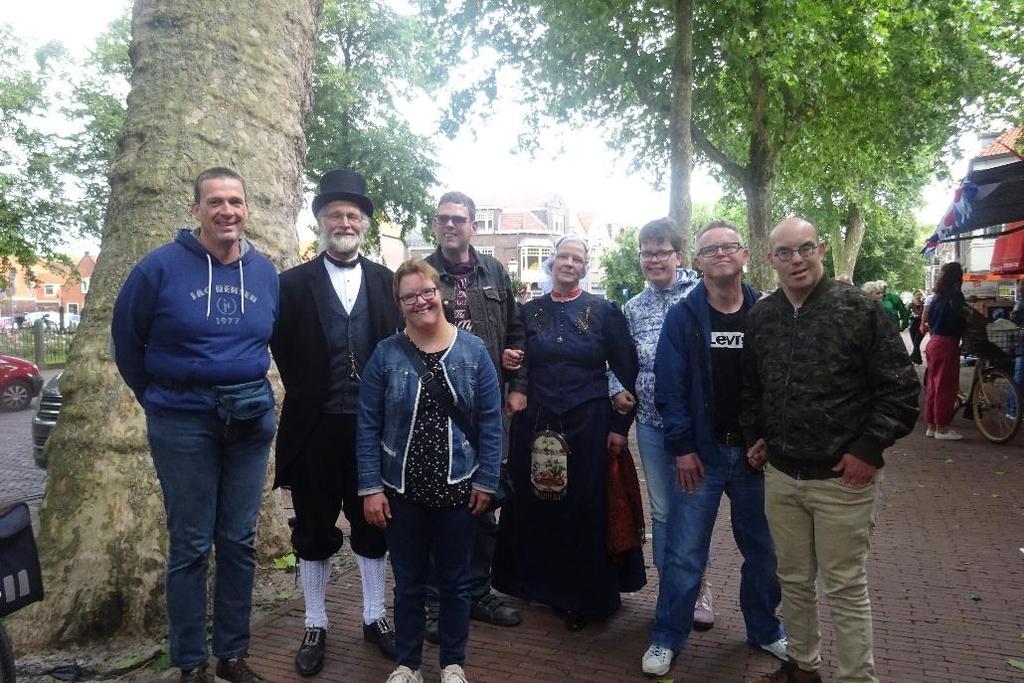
[
  {"xmin": 829, "ymin": 201, "xmax": 867, "ymax": 280},
  {"xmin": 742, "ymin": 63, "xmax": 777, "ymax": 290},
  {"xmin": 14, "ymin": 0, "xmax": 323, "ymax": 650},
  {"xmin": 668, "ymin": 0, "xmax": 695, "ymax": 255}
]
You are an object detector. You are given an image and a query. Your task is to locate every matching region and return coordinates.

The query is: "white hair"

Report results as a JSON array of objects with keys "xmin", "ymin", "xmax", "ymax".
[{"xmin": 542, "ymin": 234, "xmax": 589, "ymax": 282}]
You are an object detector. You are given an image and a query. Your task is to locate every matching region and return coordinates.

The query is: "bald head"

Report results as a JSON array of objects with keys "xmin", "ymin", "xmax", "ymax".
[{"xmin": 769, "ymin": 217, "xmax": 818, "ymax": 249}]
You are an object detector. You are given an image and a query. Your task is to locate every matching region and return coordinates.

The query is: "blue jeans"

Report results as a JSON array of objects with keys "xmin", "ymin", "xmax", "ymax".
[
  {"xmin": 147, "ymin": 408, "xmax": 275, "ymax": 670},
  {"xmin": 385, "ymin": 493, "xmax": 475, "ymax": 670},
  {"xmin": 1010, "ymin": 352, "xmax": 1024, "ymax": 416},
  {"xmin": 635, "ymin": 422, "xmax": 675, "ymax": 572},
  {"xmin": 650, "ymin": 445, "xmax": 782, "ymax": 651}
]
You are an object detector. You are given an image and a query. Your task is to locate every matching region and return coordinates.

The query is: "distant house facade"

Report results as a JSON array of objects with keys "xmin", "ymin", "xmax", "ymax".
[{"xmin": 1, "ymin": 252, "xmax": 95, "ymax": 322}]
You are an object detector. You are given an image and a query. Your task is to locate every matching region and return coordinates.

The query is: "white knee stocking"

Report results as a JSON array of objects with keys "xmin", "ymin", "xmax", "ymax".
[
  {"xmin": 300, "ymin": 558, "xmax": 331, "ymax": 629},
  {"xmin": 355, "ymin": 553, "xmax": 387, "ymax": 624}
]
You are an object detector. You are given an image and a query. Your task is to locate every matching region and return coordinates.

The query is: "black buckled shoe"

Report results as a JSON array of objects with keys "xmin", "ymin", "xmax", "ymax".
[
  {"xmin": 363, "ymin": 616, "xmax": 398, "ymax": 660},
  {"xmin": 471, "ymin": 592, "xmax": 522, "ymax": 627},
  {"xmin": 294, "ymin": 627, "xmax": 327, "ymax": 677},
  {"xmin": 215, "ymin": 657, "xmax": 264, "ymax": 682}
]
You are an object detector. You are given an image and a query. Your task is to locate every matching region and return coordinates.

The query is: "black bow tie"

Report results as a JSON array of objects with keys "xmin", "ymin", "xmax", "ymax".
[{"xmin": 325, "ymin": 253, "xmax": 359, "ymax": 269}]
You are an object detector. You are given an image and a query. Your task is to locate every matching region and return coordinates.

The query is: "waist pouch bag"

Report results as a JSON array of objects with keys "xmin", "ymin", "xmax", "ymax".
[
  {"xmin": 0, "ymin": 502, "xmax": 44, "ymax": 617},
  {"xmin": 213, "ymin": 378, "xmax": 274, "ymax": 423}
]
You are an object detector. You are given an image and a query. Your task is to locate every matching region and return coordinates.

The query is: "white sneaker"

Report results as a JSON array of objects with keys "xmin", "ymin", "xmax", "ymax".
[
  {"xmin": 934, "ymin": 430, "xmax": 963, "ymax": 441},
  {"xmin": 925, "ymin": 427, "xmax": 935, "ymax": 437},
  {"xmin": 441, "ymin": 664, "xmax": 469, "ymax": 683},
  {"xmin": 693, "ymin": 579, "xmax": 714, "ymax": 630},
  {"xmin": 386, "ymin": 666, "xmax": 424, "ymax": 683},
  {"xmin": 641, "ymin": 644, "xmax": 674, "ymax": 676},
  {"xmin": 759, "ymin": 636, "xmax": 788, "ymax": 661}
]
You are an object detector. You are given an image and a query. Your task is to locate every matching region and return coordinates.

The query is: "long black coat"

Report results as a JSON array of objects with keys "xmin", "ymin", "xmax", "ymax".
[{"xmin": 269, "ymin": 253, "xmax": 400, "ymax": 487}]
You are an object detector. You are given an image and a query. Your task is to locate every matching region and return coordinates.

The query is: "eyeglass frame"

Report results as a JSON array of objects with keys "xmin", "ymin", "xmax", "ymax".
[
  {"xmin": 639, "ymin": 248, "xmax": 681, "ymax": 262},
  {"xmin": 771, "ymin": 241, "xmax": 821, "ymax": 262},
  {"xmin": 397, "ymin": 287, "xmax": 439, "ymax": 306},
  {"xmin": 433, "ymin": 214, "xmax": 471, "ymax": 227},
  {"xmin": 695, "ymin": 241, "xmax": 745, "ymax": 259}
]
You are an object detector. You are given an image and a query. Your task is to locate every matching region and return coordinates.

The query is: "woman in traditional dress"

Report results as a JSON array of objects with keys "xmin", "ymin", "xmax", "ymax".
[{"xmin": 493, "ymin": 235, "xmax": 644, "ymax": 631}]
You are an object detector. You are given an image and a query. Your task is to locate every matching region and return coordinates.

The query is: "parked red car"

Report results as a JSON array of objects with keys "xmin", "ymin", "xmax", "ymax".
[{"xmin": 0, "ymin": 354, "xmax": 43, "ymax": 411}]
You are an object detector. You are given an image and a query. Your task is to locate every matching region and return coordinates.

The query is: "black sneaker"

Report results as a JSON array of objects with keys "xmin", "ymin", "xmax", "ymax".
[
  {"xmin": 180, "ymin": 663, "xmax": 213, "ymax": 682},
  {"xmin": 471, "ymin": 592, "xmax": 521, "ymax": 627},
  {"xmin": 363, "ymin": 616, "xmax": 398, "ymax": 660},
  {"xmin": 294, "ymin": 627, "xmax": 327, "ymax": 677},
  {"xmin": 215, "ymin": 657, "xmax": 264, "ymax": 682}
]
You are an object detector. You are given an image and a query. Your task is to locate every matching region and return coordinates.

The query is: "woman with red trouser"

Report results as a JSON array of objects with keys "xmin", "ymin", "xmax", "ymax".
[{"xmin": 924, "ymin": 262, "xmax": 967, "ymax": 440}]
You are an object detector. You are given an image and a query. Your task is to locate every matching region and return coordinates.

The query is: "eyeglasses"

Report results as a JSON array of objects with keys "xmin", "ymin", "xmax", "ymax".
[
  {"xmin": 639, "ymin": 249, "xmax": 679, "ymax": 262},
  {"xmin": 398, "ymin": 287, "xmax": 438, "ymax": 306},
  {"xmin": 772, "ymin": 242, "xmax": 820, "ymax": 261},
  {"xmin": 323, "ymin": 210, "xmax": 363, "ymax": 224},
  {"xmin": 434, "ymin": 214, "xmax": 470, "ymax": 227},
  {"xmin": 696, "ymin": 242, "xmax": 744, "ymax": 258}
]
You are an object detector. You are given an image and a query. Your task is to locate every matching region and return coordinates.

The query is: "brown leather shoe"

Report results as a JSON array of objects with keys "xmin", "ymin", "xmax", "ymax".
[
  {"xmin": 180, "ymin": 662, "xmax": 213, "ymax": 682},
  {"xmin": 215, "ymin": 657, "xmax": 264, "ymax": 682},
  {"xmin": 749, "ymin": 658, "xmax": 823, "ymax": 683}
]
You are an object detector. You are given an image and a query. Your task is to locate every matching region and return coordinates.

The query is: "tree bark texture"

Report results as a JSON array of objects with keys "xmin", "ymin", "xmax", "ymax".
[
  {"xmin": 742, "ymin": 63, "xmax": 777, "ymax": 290},
  {"xmin": 15, "ymin": 0, "xmax": 323, "ymax": 650},
  {"xmin": 668, "ymin": 0, "xmax": 695, "ymax": 256},
  {"xmin": 828, "ymin": 201, "xmax": 866, "ymax": 280}
]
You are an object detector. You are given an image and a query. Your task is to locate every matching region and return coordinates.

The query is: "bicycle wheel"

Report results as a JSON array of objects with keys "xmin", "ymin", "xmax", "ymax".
[
  {"xmin": 971, "ymin": 367, "xmax": 1022, "ymax": 444},
  {"xmin": 0, "ymin": 621, "xmax": 14, "ymax": 683}
]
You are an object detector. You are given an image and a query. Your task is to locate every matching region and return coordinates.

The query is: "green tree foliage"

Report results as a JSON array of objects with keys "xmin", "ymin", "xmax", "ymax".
[
  {"xmin": 416, "ymin": 0, "xmax": 1024, "ymax": 288},
  {"xmin": 306, "ymin": 0, "xmax": 445, "ymax": 245},
  {"xmin": 821, "ymin": 211, "xmax": 929, "ymax": 291},
  {"xmin": 54, "ymin": 1, "xmax": 448, "ymax": 254},
  {"xmin": 599, "ymin": 228, "xmax": 644, "ymax": 304},
  {"xmin": 59, "ymin": 13, "xmax": 130, "ymax": 238},
  {"xmin": 0, "ymin": 27, "xmax": 75, "ymax": 287}
]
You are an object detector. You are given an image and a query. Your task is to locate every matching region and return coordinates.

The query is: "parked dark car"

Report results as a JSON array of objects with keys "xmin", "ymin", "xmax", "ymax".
[
  {"xmin": 0, "ymin": 353, "xmax": 43, "ymax": 412},
  {"xmin": 32, "ymin": 371, "xmax": 62, "ymax": 469}
]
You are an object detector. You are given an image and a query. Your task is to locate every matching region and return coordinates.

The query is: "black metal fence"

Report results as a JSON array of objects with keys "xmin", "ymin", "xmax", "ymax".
[{"xmin": 0, "ymin": 324, "xmax": 73, "ymax": 368}]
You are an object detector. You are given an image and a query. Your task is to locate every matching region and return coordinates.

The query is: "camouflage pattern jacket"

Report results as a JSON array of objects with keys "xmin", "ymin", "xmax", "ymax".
[{"xmin": 740, "ymin": 277, "xmax": 919, "ymax": 479}]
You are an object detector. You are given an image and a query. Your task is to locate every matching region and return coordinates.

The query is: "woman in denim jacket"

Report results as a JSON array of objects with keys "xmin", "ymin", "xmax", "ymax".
[{"xmin": 357, "ymin": 258, "xmax": 502, "ymax": 683}]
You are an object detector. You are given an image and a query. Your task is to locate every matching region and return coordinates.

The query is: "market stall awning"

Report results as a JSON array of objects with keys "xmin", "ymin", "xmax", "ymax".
[{"xmin": 922, "ymin": 159, "xmax": 1024, "ymax": 255}]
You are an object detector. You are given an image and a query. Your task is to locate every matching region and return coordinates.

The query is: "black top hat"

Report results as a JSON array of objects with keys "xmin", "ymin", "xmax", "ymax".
[{"xmin": 312, "ymin": 169, "xmax": 374, "ymax": 218}]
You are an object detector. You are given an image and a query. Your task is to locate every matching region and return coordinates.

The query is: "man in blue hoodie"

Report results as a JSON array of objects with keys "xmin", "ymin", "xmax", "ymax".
[
  {"xmin": 112, "ymin": 167, "xmax": 279, "ymax": 683},
  {"xmin": 640, "ymin": 220, "xmax": 785, "ymax": 677}
]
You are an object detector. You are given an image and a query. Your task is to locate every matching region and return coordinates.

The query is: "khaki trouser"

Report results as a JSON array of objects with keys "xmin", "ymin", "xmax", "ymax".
[{"xmin": 764, "ymin": 464, "xmax": 882, "ymax": 683}]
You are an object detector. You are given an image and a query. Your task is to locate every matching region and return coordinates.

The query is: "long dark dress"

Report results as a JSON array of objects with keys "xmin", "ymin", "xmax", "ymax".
[{"xmin": 493, "ymin": 292, "xmax": 645, "ymax": 619}]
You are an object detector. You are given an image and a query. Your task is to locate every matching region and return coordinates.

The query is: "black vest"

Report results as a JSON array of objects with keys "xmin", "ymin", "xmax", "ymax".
[{"xmin": 319, "ymin": 270, "xmax": 372, "ymax": 414}]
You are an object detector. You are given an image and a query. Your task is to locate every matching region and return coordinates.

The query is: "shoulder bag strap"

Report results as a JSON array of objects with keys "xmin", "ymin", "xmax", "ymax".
[{"xmin": 396, "ymin": 334, "xmax": 479, "ymax": 444}]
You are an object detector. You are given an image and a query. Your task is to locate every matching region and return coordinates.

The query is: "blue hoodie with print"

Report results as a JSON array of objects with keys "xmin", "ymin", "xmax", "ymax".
[{"xmin": 111, "ymin": 228, "xmax": 279, "ymax": 412}]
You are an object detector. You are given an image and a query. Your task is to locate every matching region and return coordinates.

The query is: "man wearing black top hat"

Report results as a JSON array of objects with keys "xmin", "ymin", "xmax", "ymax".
[{"xmin": 270, "ymin": 170, "xmax": 401, "ymax": 676}]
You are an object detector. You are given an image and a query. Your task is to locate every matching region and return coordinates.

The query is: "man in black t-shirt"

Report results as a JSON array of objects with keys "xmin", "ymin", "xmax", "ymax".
[{"xmin": 640, "ymin": 221, "xmax": 787, "ymax": 678}]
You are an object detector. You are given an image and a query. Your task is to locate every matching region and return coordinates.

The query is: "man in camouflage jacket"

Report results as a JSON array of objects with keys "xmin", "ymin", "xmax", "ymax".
[{"xmin": 741, "ymin": 217, "xmax": 919, "ymax": 683}]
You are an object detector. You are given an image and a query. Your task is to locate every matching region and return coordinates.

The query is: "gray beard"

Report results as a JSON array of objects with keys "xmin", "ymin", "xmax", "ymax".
[{"xmin": 324, "ymin": 232, "xmax": 362, "ymax": 257}]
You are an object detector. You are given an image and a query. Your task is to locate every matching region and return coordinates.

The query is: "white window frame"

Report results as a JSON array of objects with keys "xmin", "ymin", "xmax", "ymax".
[
  {"xmin": 477, "ymin": 209, "xmax": 495, "ymax": 234},
  {"xmin": 520, "ymin": 246, "xmax": 552, "ymax": 274},
  {"xmin": 476, "ymin": 246, "xmax": 495, "ymax": 257},
  {"xmin": 81, "ymin": 277, "xmax": 90, "ymax": 294},
  {"xmin": 43, "ymin": 284, "xmax": 58, "ymax": 296}
]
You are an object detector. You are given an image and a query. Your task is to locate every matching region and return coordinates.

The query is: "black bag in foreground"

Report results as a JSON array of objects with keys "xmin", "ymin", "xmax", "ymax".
[{"xmin": 0, "ymin": 502, "xmax": 44, "ymax": 617}]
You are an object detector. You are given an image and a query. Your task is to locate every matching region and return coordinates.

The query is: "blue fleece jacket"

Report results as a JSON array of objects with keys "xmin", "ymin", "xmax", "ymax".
[
  {"xmin": 111, "ymin": 228, "xmax": 279, "ymax": 412},
  {"xmin": 654, "ymin": 280, "xmax": 760, "ymax": 464}
]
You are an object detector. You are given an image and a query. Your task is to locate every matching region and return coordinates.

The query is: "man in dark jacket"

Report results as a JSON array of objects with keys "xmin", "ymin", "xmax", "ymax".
[
  {"xmin": 640, "ymin": 221, "xmax": 784, "ymax": 677},
  {"xmin": 270, "ymin": 170, "xmax": 400, "ymax": 675},
  {"xmin": 743, "ymin": 217, "xmax": 919, "ymax": 683},
  {"xmin": 422, "ymin": 190, "xmax": 527, "ymax": 638}
]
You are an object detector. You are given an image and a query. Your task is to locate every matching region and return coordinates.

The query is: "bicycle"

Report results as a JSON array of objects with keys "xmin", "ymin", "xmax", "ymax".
[
  {"xmin": 0, "ymin": 500, "xmax": 45, "ymax": 683},
  {"xmin": 954, "ymin": 324, "xmax": 1024, "ymax": 444}
]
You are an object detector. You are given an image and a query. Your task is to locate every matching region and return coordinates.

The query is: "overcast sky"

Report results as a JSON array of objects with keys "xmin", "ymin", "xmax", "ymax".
[{"xmin": 3, "ymin": 0, "xmax": 972, "ymax": 247}]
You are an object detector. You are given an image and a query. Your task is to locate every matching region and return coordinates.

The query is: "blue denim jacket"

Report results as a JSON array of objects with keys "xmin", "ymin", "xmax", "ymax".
[{"xmin": 356, "ymin": 328, "xmax": 503, "ymax": 496}]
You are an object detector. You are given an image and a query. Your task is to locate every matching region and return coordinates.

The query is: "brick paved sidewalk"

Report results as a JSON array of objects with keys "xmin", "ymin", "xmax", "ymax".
[{"xmin": 248, "ymin": 416, "xmax": 1024, "ymax": 683}]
